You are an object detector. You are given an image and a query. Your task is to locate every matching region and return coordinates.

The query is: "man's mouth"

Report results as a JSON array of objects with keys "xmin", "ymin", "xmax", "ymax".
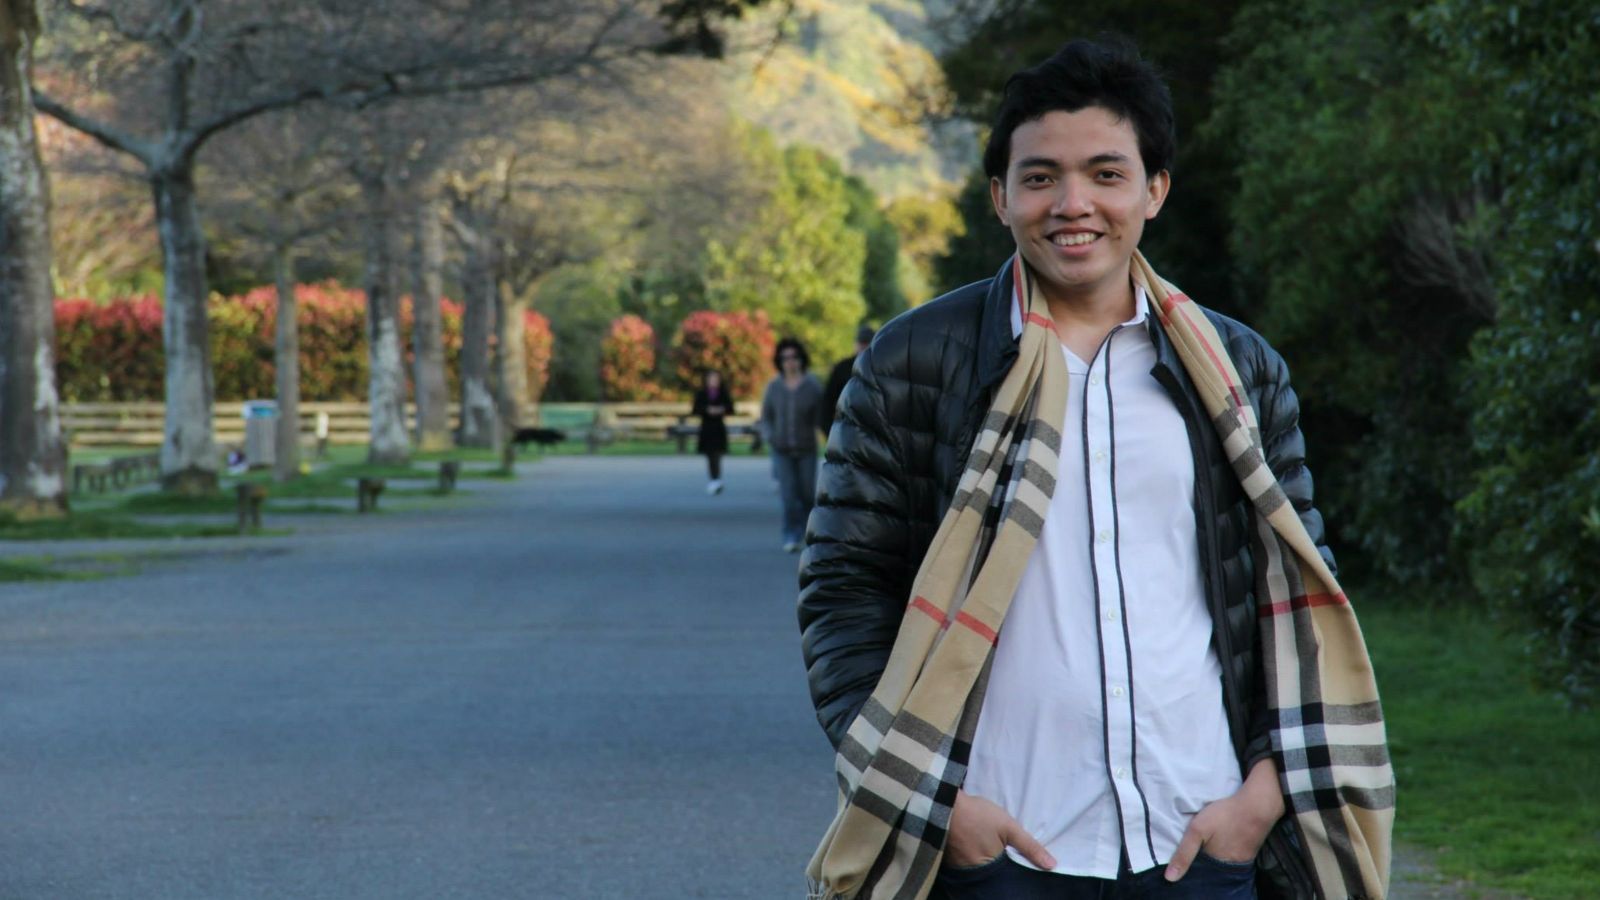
[{"xmin": 1051, "ymin": 232, "xmax": 1100, "ymax": 247}]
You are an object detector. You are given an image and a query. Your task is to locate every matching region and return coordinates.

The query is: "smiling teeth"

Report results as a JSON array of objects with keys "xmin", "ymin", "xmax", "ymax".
[{"xmin": 1054, "ymin": 233, "xmax": 1097, "ymax": 246}]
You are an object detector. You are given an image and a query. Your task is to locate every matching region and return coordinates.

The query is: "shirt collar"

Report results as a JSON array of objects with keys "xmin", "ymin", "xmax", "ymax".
[{"xmin": 1010, "ymin": 282, "xmax": 1151, "ymax": 339}]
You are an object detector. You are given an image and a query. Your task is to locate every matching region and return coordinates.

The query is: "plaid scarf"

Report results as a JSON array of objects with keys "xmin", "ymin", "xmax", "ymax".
[{"xmin": 806, "ymin": 252, "xmax": 1394, "ymax": 900}]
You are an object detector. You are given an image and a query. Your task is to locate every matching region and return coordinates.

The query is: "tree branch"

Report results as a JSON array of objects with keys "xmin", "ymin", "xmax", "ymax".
[{"xmin": 31, "ymin": 89, "xmax": 157, "ymax": 165}]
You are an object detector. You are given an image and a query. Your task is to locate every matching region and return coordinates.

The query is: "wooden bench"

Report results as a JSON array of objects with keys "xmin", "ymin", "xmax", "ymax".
[
  {"xmin": 666, "ymin": 418, "xmax": 763, "ymax": 453},
  {"xmin": 235, "ymin": 483, "xmax": 267, "ymax": 532},
  {"xmin": 357, "ymin": 477, "xmax": 386, "ymax": 512},
  {"xmin": 437, "ymin": 461, "xmax": 460, "ymax": 493},
  {"xmin": 71, "ymin": 451, "xmax": 161, "ymax": 494}
]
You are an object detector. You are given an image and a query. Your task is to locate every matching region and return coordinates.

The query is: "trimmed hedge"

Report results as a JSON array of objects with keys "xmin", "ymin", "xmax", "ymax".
[
  {"xmin": 669, "ymin": 309, "xmax": 775, "ymax": 400},
  {"xmin": 54, "ymin": 284, "xmax": 551, "ymax": 403}
]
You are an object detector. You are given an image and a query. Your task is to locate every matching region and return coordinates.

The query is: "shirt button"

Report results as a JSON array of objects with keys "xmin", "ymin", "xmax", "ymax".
[
  {"xmin": 1104, "ymin": 609, "xmax": 1118, "ymax": 623},
  {"xmin": 1093, "ymin": 450, "xmax": 1107, "ymax": 464},
  {"xmin": 1096, "ymin": 529, "xmax": 1111, "ymax": 544},
  {"xmin": 1090, "ymin": 373, "xmax": 1103, "ymax": 386},
  {"xmin": 1110, "ymin": 686, "xmax": 1125, "ymax": 698},
  {"xmin": 1114, "ymin": 767, "xmax": 1128, "ymax": 780}
]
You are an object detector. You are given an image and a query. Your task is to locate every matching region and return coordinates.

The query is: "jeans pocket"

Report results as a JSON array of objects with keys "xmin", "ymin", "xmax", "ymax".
[
  {"xmin": 938, "ymin": 851, "xmax": 1010, "ymax": 881},
  {"xmin": 1196, "ymin": 849, "xmax": 1257, "ymax": 869}
]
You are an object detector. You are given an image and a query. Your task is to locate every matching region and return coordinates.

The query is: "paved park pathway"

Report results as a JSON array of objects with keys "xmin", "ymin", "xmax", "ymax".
[{"xmin": 0, "ymin": 456, "xmax": 1506, "ymax": 898}]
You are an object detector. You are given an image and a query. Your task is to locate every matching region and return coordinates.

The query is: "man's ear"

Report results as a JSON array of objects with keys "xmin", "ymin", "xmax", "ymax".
[
  {"xmin": 989, "ymin": 176, "xmax": 1010, "ymax": 227},
  {"xmin": 1144, "ymin": 169, "xmax": 1172, "ymax": 220}
]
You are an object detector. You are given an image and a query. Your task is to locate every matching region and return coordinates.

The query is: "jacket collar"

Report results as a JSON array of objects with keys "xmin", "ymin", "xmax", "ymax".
[{"xmin": 975, "ymin": 256, "xmax": 1020, "ymax": 393}]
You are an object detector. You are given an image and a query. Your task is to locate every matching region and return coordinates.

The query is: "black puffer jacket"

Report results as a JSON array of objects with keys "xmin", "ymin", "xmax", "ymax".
[{"xmin": 797, "ymin": 258, "xmax": 1331, "ymax": 897}]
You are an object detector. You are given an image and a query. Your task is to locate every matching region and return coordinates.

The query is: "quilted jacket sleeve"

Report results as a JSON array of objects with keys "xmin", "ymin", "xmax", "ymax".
[
  {"xmin": 798, "ymin": 343, "xmax": 916, "ymax": 750},
  {"xmin": 1242, "ymin": 334, "xmax": 1338, "ymax": 769}
]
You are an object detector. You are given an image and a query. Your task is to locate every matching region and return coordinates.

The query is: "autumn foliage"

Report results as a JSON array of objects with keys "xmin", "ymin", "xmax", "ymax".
[
  {"xmin": 598, "ymin": 314, "xmax": 667, "ymax": 401},
  {"xmin": 670, "ymin": 309, "xmax": 775, "ymax": 400},
  {"xmin": 53, "ymin": 284, "xmax": 552, "ymax": 402}
]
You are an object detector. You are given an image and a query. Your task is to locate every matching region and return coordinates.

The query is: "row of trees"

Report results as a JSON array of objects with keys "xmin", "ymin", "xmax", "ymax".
[
  {"xmin": 0, "ymin": 0, "xmax": 773, "ymax": 508},
  {"xmin": 935, "ymin": 0, "xmax": 1599, "ymax": 702}
]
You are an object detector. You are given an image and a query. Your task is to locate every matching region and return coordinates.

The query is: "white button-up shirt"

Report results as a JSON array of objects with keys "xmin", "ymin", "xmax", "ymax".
[{"xmin": 962, "ymin": 286, "xmax": 1241, "ymax": 877}]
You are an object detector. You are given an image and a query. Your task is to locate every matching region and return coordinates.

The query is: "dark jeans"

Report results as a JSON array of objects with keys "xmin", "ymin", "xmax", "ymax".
[
  {"xmin": 933, "ymin": 852, "xmax": 1256, "ymax": 900},
  {"xmin": 705, "ymin": 453, "xmax": 722, "ymax": 480},
  {"xmin": 771, "ymin": 450, "xmax": 817, "ymax": 543}
]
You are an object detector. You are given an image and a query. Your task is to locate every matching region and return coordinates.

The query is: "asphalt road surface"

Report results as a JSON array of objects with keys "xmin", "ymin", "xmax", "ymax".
[
  {"xmin": 0, "ymin": 456, "xmax": 837, "ymax": 899},
  {"xmin": 0, "ymin": 454, "xmax": 1490, "ymax": 900}
]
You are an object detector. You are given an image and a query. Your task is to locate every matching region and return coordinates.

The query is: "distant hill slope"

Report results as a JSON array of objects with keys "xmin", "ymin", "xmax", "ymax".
[{"xmin": 725, "ymin": 0, "xmax": 976, "ymax": 200}]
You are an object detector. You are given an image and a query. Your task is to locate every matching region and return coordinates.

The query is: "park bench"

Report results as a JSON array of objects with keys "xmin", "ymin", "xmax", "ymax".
[
  {"xmin": 437, "ymin": 461, "xmax": 460, "ymax": 493},
  {"xmin": 70, "ymin": 450, "xmax": 161, "ymax": 494},
  {"xmin": 357, "ymin": 477, "xmax": 386, "ymax": 512},
  {"xmin": 665, "ymin": 418, "xmax": 763, "ymax": 453},
  {"xmin": 235, "ymin": 483, "xmax": 267, "ymax": 532}
]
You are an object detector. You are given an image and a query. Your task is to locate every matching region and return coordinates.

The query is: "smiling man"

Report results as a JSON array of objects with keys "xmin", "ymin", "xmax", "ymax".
[{"xmin": 800, "ymin": 38, "xmax": 1393, "ymax": 900}]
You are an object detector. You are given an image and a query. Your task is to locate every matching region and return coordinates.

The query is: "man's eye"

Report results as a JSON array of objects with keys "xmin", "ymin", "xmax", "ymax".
[
  {"xmin": 1022, "ymin": 174, "xmax": 1052, "ymax": 186},
  {"xmin": 1096, "ymin": 170, "xmax": 1125, "ymax": 181}
]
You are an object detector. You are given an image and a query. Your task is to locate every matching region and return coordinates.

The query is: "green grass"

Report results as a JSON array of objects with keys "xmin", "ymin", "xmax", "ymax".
[
  {"xmin": 0, "ymin": 557, "xmax": 79, "ymax": 582},
  {"xmin": 0, "ymin": 510, "xmax": 245, "ymax": 541},
  {"xmin": 1361, "ymin": 598, "xmax": 1600, "ymax": 898}
]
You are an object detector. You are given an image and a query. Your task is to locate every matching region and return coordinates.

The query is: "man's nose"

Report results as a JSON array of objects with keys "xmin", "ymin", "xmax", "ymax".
[{"xmin": 1050, "ymin": 178, "xmax": 1093, "ymax": 217}]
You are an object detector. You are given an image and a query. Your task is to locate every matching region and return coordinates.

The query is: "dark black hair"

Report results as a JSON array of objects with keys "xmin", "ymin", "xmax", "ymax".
[
  {"xmin": 981, "ymin": 36, "xmax": 1175, "ymax": 183},
  {"xmin": 773, "ymin": 337, "xmax": 810, "ymax": 373}
]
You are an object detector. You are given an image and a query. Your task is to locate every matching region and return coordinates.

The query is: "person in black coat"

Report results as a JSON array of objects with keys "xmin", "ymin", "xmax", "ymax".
[
  {"xmin": 691, "ymin": 369, "xmax": 731, "ymax": 494},
  {"xmin": 820, "ymin": 323, "xmax": 875, "ymax": 438}
]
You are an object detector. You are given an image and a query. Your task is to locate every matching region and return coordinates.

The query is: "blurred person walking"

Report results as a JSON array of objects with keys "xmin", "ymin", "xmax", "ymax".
[
  {"xmin": 761, "ymin": 337, "xmax": 823, "ymax": 552},
  {"xmin": 820, "ymin": 324, "xmax": 875, "ymax": 439},
  {"xmin": 691, "ymin": 369, "xmax": 732, "ymax": 495}
]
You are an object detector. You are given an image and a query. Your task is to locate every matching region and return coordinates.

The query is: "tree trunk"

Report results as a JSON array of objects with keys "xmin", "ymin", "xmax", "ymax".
[
  {"xmin": 0, "ymin": 0, "xmax": 66, "ymax": 517},
  {"xmin": 494, "ymin": 276, "xmax": 528, "ymax": 432},
  {"xmin": 151, "ymin": 168, "xmax": 218, "ymax": 493},
  {"xmin": 456, "ymin": 234, "xmax": 499, "ymax": 448},
  {"xmin": 361, "ymin": 176, "xmax": 410, "ymax": 466},
  {"xmin": 410, "ymin": 203, "xmax": 450, "ymax": 450},
  {"xmin": 272, "ymin": 246, "xmax": 301, "ymax": 481}
]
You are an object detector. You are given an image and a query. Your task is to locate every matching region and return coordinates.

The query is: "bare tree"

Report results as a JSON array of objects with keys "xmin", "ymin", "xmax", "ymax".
[
  {"xmin": 0, "ymin": 0, "xmax": 66, "ymax": 517},
  {"xmin": 409, "ymin": 197, "xmax": 450, "ymax": 450},
  {"xmin": 31, "ymin": 0, "xmax": 754, "ymax": 491},
  {"xmin": 202, "ymin": 109, "xmax": 353, "ymax": 481}
]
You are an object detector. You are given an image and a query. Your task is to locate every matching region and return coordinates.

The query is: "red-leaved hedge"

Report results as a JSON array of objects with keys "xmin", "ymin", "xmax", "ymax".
[
  {"xmin": 54, "ymin": 284, "xmax": 552, "ymax": 403},
  {"xmin": 670, "ymin": 309, "xmax": 775, "ymax": 400},
  {"xmin": 599, "ymin": 314, "xmax": 667, "ymax": 401}
]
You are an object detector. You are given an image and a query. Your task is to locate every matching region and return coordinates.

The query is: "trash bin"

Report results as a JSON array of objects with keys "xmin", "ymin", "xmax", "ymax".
[{"xmin": 241, "ymin": 400, "xmax": 279, "ymax": 469}]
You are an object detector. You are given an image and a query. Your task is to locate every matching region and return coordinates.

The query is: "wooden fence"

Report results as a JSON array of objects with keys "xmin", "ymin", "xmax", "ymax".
[{"xmin": 59, "ymin": 401, "xmax": 762, "ymax": 447}]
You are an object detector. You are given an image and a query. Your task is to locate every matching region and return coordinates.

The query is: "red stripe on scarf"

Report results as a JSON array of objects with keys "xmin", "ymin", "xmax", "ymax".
[
  {"xmin": 1158, "ymin": 291, "xmax": 1247, "ymax": 412},
  {"xmin": 954, "ymin": 611, "xmax": 998, "ymax": 644},
  {"xmin": 1258, "ymin": 591, "xmax": 1348, "ymax": 618},
  {"xmin": 910, "ymin": 596, "xmax": 948, "ymax": 627},
  {"xmin": 1024, "ymin": 312, "xmax": 1058, "ymax": 333},
  {"xmin": 1012, "ymin": 256, "xmax": 1025, "ymax": 321}
]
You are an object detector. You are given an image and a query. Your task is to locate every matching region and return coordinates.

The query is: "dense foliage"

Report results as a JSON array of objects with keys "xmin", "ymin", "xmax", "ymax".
[
  {"xmin": 670, "ymin": 309, "xmax": 775, "ymax": 400},
  {"xmin": 55, "ymin": 285, "xmax": 551, "ymax": 403},
  {"xmin": 935, "ymin": 0, "xmax": 1600, "ymax": 701},
  {"xmin": 1430, "ymin": 0, "xmax": 1600, "ymax": 705},
  {"xmin": 599, "ymin": 315, "xmax": 667, "ymax": 401},
  {"xmin": 704, "ymin": 141, "xmax": 868, "ymax": 365}
]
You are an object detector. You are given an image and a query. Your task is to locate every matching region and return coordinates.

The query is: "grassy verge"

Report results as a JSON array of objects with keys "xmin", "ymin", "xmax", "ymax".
[
  {"xmin": 1361, "ymin": 598, "xmax": 1599, "ymax": 898},
  {"xmin": 0, "ymin": 553, "xmax": 146, "ymax": 582},
  {"xmin": 0, "ymin": 557, "xmax": 78, "ymax": 582},
  {"xmin": 0, "ymin": 510, "xmax": 246, "ymax": 541}
]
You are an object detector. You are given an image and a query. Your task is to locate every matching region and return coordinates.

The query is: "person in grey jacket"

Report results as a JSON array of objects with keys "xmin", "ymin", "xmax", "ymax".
[{"xmin": 761, "ymin": 337, "xmax": 823, "ymax": 552}]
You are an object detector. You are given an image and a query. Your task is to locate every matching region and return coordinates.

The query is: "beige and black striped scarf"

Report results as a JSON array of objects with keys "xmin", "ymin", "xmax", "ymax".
[{"xmin": 806, "ymin": 252, "xmax": 1394, "ymax": 900}]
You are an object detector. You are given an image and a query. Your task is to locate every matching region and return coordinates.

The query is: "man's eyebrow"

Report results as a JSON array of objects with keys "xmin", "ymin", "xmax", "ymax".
[
  {"xmin": 1012, "ymin": 156, "xmax": 1061, "ymax": 171},
  {"xmin": 1085, "ymin": 152, "xmax": 1133, "ymax": 167}
]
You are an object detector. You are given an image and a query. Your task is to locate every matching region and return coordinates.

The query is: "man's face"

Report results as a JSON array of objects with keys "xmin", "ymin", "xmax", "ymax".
[{"xmin": 990, "ymin": 106, "xmax": 1169, "ymax": 307}]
